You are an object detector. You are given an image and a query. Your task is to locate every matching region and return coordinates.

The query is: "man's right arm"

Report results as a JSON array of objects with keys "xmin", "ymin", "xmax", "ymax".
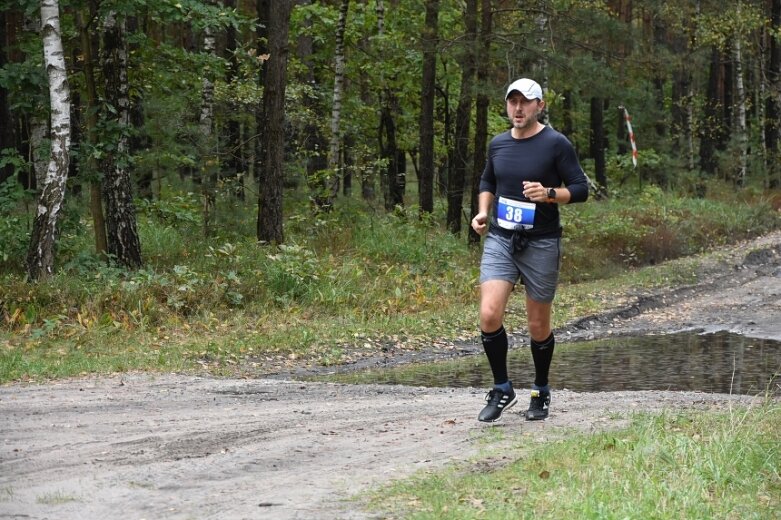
[{"xmin": 471, "ymin": 191, "xmax": 495, "ymax": 236}]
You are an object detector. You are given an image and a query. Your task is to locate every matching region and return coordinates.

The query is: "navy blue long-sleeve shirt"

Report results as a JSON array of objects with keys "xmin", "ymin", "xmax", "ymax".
[{"xmin": 479, "ymin": 127, "xmax": 588, "ymax": 235}]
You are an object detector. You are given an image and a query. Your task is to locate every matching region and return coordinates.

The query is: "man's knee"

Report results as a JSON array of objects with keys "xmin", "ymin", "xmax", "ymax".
[
  {"xmin": 479, "ymin": 305, "xmax": 504, "ymax": 332},
  {"xmin": 528, "ymin": 320, "xmax": 550, "ymax": 341}
]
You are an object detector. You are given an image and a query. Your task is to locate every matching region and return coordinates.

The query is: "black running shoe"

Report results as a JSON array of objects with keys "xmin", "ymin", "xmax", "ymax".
[
  {"xmin": 525, "ymin": 389, "xmax": 550, "ymax": 421},
  {"xmin": 478, "ymin": 387, "xmax": 517, "ymax": 422}
]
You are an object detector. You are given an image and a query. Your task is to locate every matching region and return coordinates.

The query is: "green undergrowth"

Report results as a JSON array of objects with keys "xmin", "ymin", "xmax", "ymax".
[
  {"xmin": 1, "ymin": 184, "xmax": 779, "ymax": 383},
  {"xmin": 368, "ymin": 401, "xmax": 781, "ymax": 519}
]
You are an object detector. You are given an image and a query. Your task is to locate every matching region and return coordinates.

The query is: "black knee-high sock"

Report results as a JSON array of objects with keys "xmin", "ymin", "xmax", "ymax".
[
  {"xmin": 481, "ymin": 326, "xmax": 509, "ymax": 385},
  {"xmin": 530, "ymin": 333, "xmax": 555, "ymax": 388}
]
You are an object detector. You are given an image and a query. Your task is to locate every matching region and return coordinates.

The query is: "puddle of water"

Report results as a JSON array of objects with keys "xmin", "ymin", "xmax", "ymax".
[{"xmin": 313, "ymin": 332, "xmax": 781, "ymax": 395}]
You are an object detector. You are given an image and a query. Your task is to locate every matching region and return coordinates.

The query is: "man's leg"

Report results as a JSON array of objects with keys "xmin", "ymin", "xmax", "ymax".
[
  {"xmin": 526, "ymin": 296, "xmax": 554, "ymax": 387},
  {"xmin": 480, "ymin": 280, "xmax": 515, "ymax": 385},
  {"xmin": 477, "ymin": 280, "xmax": 517, "ymax": 422},
  {"xmin": 526, "ymin": 296, "xmax": 554, "ymax": 420}
]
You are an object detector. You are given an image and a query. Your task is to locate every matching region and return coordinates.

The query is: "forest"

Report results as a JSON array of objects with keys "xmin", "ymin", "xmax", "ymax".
[
  {"xmin": 3, "ymin": 3, "xmax": 781, "ymax": 515},
  {"xmin": 2, "ymin": 0, "xmax": 779, "ymax": 280}
]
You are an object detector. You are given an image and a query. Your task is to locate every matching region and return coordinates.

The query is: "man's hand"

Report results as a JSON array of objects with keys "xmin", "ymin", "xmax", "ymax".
[{"xmin": 471, "ymin": 212, "xmax": 489, "ymax": 236}]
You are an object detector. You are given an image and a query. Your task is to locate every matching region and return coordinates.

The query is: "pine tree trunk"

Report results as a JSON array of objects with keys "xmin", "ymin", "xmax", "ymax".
[
  {"xmin": 700, "ymin": 46, "xmax": 723, "ymax": 177},
  {"xmin": 254, "ymin": 0, "xmax": 270, "ymax": 191},
  {"xmin": 0, "ymin": 9, "xmax": 14, "ymax": 185},
  {"xmin": 257, "ymin": 0, "xmax": 292, "ymax": 243},
  {"xmin": 27, "ymin": 0, "xmax": 70, "ymax": 281},
  {"xmin": 446, "ymin": 0, "xmax": 476, "ymax": 234},
  {"xmin": 418, "ymin": 0, "xmax": 439, "ymax": 215},
  {"xmin": 224, "ymin": 0, "xmax": 244, "ymax": 199},
  {"xmin": 469, "ymin": 0, "xmax": 492, "ymax": 244},
  {"xmin": 77, "ymin": 8, "xmax": 108, "ymax": 257},
  {"xmin": 590, "ymin": 97, "xmax": 607, "ymax": 197},
  {"xmin": 102, "ymin": 12, "xmax": 142, "ymax": 269}
]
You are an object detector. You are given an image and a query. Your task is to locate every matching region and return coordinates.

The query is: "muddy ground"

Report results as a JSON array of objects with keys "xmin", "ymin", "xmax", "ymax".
[{"xmin": 1, "ymin": 231, "xmax": 780, "ymax": 520}]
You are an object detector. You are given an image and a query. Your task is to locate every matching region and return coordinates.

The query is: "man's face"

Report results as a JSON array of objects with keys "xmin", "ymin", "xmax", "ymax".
[{"xmin": 506, "ymin": 92, "xmax": 543, "ymax": 131}]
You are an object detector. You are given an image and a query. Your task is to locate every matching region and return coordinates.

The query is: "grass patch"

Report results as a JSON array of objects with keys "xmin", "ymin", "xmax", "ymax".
[
  {"xmin": 369, "ymin": 401, "xmax": 781, "ymax": 519},
  {"xmin": 0, "ymin": 185, "xmax": 779, "ymax": 383},
  {"xmin": 35, "ymin": 490, "xmax": 81, "ymax": 505}
]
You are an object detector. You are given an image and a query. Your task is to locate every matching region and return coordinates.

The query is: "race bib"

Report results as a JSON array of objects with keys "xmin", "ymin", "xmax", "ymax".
[{"xmin": 496, "ymin": 196, "xmax": 535, "ymax": 230}]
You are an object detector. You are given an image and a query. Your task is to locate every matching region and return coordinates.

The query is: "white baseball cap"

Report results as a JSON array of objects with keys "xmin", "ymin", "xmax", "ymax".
[{"xmin": 505, "ymin": 78, "xmax": 543, "ymax": 101}]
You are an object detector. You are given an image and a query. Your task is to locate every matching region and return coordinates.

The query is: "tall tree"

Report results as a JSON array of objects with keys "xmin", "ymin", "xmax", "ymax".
[
  {"xmin": 77, "ymin": 6, "xmax": 108, "ymax": 257},
  {"xmin": 296, "ymin": 0, "xmax": 330, "ymax": 205},
  {"xmin": 198, "ymin": 13, "xmax": 218, "ymax": 236},
  {"xmin": 224, "ymin": 0, "xmax": 245, "ymax": 199},
  {"xmin": 418, "ymin": 0, "xmax": 439, "ymax": 216},
  {"xmin": 101, "ymin": 12, "xmax": 142, "ymax": 268},
  {"xmin": 700, "ymin": 47, "xmax": 725, "ymax": 176},
  {"xmin": 0, "ymin": 8, "xmax": 14, "ymax": 185},
  {"xmin": 732, "ymin": 30, "xmax": 748, "ymax": 186},
  {"xmin": 446, "ymin": 0, "xmax": 477, "ymax": 234},
  {"xmin": 256, "ymin": 0, "xmax": 292, "ymax": 243},
  {"xmin": 326, "ymin": 0, "xmax": 349, "ymax": 206},
  {"xmin": 765, "ymin": 0, "xmax": 781, "ymax": 188},
  {"xmin": 469, "ymin": 0, "xmax": 492, "ymax": 245},
  {"xmin": 27, "ymin": 0, "xmax": 70, "ymax": 280},
  {"xmin": 376, "ymin": 0, "xmax": 404, "ymax": 211},
  {"xmin": 590, "ymin": 97, "xmax": 606, "ymax": 196},
  {"xmin": 255, "ymin": 0, "xmax": 270, "ymax": 197}
]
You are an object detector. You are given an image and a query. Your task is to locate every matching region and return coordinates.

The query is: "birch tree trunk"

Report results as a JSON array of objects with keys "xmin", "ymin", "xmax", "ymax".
[
  {"xmin": 326, "ymin": 0, "xmax": 349, "ymax": 206},
  {"xmin": 256, "ymin": 0, "xmax": 292, "ymax": 243},
  {"xmin": 30, "ymin": 116, "xmax": 48, "ymax": 190},
  {"xmin": 733, "ymin": 35, "xmax": 748, "ymax": 187},
  {"xmin": 102, "ymin": 12, "xmax": 142, "ymax": 268},
  {"xmin": 199, "ymin": 20, "xmax": 218, "ymax": 236},
  {"xmin": 27, "ymin": 0, "xmax": 70, "ymax": 281}
]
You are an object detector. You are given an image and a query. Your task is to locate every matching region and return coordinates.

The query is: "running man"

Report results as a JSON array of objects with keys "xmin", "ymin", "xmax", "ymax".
[{"xmin": 471, "ymin": 78, "xmax": 589, "ymax": 422}]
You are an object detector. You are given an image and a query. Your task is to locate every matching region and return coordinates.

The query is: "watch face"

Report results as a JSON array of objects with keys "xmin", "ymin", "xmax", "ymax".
[{"xmin": 548, "ymin": 188, "xmax": 556, "ymax": 199}]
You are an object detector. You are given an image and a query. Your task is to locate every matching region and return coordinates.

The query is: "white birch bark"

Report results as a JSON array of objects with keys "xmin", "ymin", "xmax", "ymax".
[
  {"xmin": 686, "ymin": 81, "xmax": 695, "ymax": 170},
  {"xmin": 327, "ymin": 0, "xmax": 349, "ymax": 201},
  {"xmin": 200, "ymin": 24, "xmax": 215, "ymax": 141},
  {"xmin": 27, "ymin": 0, "xmax": 70, "ymax": 280},
  {"xmin": 29, "ymin": 115, "xmax": 48, "ymax": 189},
  {"xmin": 199, "ymin": 21, "xmax": 217, "ymax": 234},
  {"xmin": 733, "ymin": 35, "xmax": 748, "ymax": 186}
]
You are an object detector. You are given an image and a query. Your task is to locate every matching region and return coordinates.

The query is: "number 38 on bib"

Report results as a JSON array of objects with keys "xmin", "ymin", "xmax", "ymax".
[{"xmin": 496, "ymin": 196, "xmax": 535, "ymax": 230}]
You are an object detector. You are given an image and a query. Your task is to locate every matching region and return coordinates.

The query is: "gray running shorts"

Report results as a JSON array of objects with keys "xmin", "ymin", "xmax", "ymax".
[{"xmin": 479, "ymin": 231, "xmax": 562, "ymax": 303}]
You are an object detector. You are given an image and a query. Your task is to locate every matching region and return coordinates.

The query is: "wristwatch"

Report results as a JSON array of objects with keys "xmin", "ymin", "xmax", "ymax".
[{"xmin": 547, "ymin": 188, "xmax": 556, "ymax": 201}]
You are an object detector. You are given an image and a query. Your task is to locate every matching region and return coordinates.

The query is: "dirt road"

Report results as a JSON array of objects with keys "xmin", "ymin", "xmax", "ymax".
[{"xmin": 1, "ymin": 231, "xmax": 779, "ymax": 520}]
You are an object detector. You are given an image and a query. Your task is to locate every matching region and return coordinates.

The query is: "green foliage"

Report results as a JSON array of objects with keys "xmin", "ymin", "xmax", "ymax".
[
  {"xmin": 562, "ymin": 183, "xmax": 780, "ymax": 281},
  {"xmin": 0, "ymin": 176, "xmax": 32, "ymax": 268},
  {"xmin": 136, "ymin": 193, "xmax": 201, "ymax": 226},
  {"xmin": 1, "ymin": 182, "xmax": 779, "ymax": 382}
]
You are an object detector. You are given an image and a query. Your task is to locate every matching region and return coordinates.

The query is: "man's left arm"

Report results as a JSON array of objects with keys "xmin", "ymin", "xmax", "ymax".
[{"xmin": 553, "ymin": 135, "xmax": 588, "ymax": 204}]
